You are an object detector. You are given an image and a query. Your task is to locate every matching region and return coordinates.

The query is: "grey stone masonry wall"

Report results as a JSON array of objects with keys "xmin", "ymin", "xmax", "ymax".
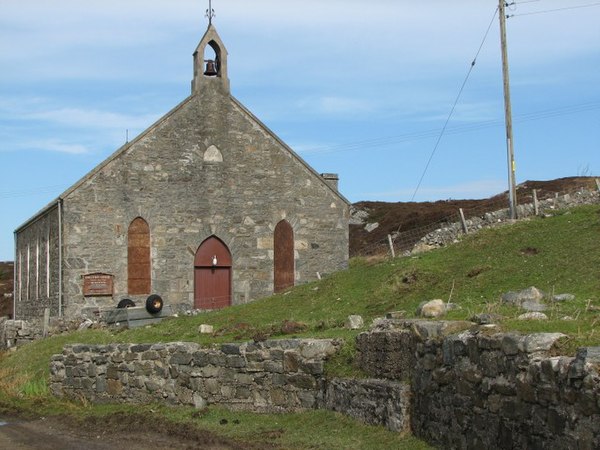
[
  {"xmin": 356, "ymin": 319, "xmax": 600, "ymax": 450},
  {"xmin": 321, "ymin": 378, "xmax": 411, "ymax": 433},
  {"xmin": 14, "ymin": 205, "xmax": 60, "ymax": 319},
  {"xmin": 0, "ymin": 318, "xmax": 43, "ymax": 349},
  {"xmin": 49, "ymin": 320, "xmax": 599, "ymax": 448},
  {"xmin": 0, "ymin": 316, "xmax": 89, "ymax": 350},
  {"xmin": 57, "ymin": 84, "xmax": 348, "ymax": 318},
  {"xmin": 50, "ymin": 339, "xmax": 340, "ymax": 413}
]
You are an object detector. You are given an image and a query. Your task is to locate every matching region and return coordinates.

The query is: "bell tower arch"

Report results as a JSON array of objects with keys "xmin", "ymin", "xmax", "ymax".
[{"xmin": 192, "ymin": 24, "xmax": 230, "ymax": 94}]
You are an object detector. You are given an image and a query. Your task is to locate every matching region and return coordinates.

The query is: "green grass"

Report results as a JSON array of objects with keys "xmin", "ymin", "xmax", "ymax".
[
  {"xmin": 119, "ymin": 204, "xmax": 597, "ymax": 350},
  {"xmin": 0, "ymin": 398, "xmax": 430, "ymax": 450},
  {"xmin": 1, "ymin": 204, "xmax": 599, "ymax": 449}
]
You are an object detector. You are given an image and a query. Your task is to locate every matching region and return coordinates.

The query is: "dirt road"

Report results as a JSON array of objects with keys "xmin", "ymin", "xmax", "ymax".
[{"xmin": 0, "ymin": 415, "xmax": 258, "ymax": 450}]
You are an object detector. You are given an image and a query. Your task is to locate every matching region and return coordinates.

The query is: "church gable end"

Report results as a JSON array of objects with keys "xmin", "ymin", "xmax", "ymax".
[{"xmin": 14, "ymin": 18, "xmax": 349, "ymax": 321}]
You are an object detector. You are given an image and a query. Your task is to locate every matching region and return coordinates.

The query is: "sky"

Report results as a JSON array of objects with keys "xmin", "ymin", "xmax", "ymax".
[{"xmin": 1, "ymin": 0, "xmax": 599, "ymax": 260}]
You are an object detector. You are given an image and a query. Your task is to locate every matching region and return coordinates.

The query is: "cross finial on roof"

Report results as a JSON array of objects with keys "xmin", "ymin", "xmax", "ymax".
[{"xmin": 206, "ymin": 0, "xmax": 215, "ymax": 25}]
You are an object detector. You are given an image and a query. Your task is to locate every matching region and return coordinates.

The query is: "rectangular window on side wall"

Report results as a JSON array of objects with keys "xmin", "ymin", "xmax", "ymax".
[
  {"xmin": 46, "ymin": 229, "xmax": 50, "ymax": 298},
  {"xmin": 18, "ymin": 251, "xmax": 22, "ymax": 302},
  {"xmin": 36, "ymin": 237, "xmax": 40, "ymax": 300},
  {"xmin": 26, "ymin": 244, "xmax": 30, "ymax": 301}
]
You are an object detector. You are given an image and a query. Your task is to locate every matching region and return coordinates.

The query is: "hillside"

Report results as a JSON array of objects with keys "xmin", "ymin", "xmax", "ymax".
[
  {"xmin": 4, "ymin": 203, "xmax": 599, "ymax": 359},
  {"xmin": 350, "ymin": 176, "xmax": 598, "ymax": 256},
  {"xmin": 1, "ymin": 203, "xmax": 599, "ymax": 450},
  {"xmin": 1, "ymin": 176, "xmax": 597, "ymax": 318}
]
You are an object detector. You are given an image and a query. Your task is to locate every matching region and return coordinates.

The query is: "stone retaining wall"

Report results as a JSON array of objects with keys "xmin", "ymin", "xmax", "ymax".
[
  {"xmin": 1, "ymin": 317, "xmax": 44, "ymax": 348},
  {"xmin": 0, "ymin": 317, "xmax": 82, "ymax": 350},
  {"xmin": 50, "ymin": 339, "xmax": 340, "ymax": 413},
  {"xmin": 357, "ymin": 320, "xmax": 600, "ymax": 450},
  {"xmin": 49, "ymin": 322, "xmax": 600, "ymax": 449},
  {"xmin": 322, "ymin": 378, "xmax": 410, "ymax": 433}
]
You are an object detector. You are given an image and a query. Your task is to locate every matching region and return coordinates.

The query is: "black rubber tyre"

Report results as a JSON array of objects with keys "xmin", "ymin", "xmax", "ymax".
[
  {"xmin": 117, "ymin": 298, "xmax": 136, "ymax": 309},
  {"xmin": 146, "ymin": 294, "xmax": 164, "ymax": 314}
]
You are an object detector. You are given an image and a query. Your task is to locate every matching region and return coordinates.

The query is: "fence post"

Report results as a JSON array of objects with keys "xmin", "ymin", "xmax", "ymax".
[
  {"xmin": 387, "ymin": 234, "xmax": 396, "ymax": 258},
  {"xmin": 533, "ymin": 189, "xmax": 539, "ymax": 216},
  {"xmin": 459, "ymin": 208, "xmax": 468, "ymax": 234},
  {"xmin": 596, "ymin": 178, "xmax": 600, "ymax": 192},
  {"xmin": 43, "ymin": 307, "xmax": 50, "ymax": 338}
]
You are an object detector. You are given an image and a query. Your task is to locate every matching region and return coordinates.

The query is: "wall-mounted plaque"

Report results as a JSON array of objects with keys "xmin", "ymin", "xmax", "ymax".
[{"xmin": 83, "ymin": 273, "xmax": 114, "ymax": 297}]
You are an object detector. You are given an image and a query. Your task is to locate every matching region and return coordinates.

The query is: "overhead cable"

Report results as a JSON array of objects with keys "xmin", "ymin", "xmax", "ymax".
[
  {"xmin": 298, "ymin": 101, "xmax": 600, "ymax": 155},
  {"xmin": 409, "ymin": 7, "xmax": 500, "ymax": 201},
  {"xmin": 509, "ymin": 2, "xmax": 600, "ymax": 17}
]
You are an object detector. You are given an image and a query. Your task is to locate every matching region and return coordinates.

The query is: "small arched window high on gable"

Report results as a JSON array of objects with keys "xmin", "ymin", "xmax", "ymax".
[{"xmin": 128, "ymin": 217, "xmax": 151, "ymax": 295}]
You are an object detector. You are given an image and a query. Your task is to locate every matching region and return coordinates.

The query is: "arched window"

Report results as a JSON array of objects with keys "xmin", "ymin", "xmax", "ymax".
[
  {"xmin": 128, "ymin": 217, "xmax": 151, "ymax": 295},
  {"xmin": 274, "ymin": 220, "xmax": 294, "ymax": 293}
]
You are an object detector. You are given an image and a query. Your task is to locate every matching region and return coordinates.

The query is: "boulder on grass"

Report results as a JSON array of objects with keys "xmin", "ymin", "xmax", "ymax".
[
  {"xmin": 518, "ymin": 312, "xmax": 548, "ymax": 321},
  {"xmin": 345, "ymin": 315, "xmax": 364, "ymax": 330},
  {"xmin": 417, "ymin": 299, "xmax": 447, "ymax": 318}
]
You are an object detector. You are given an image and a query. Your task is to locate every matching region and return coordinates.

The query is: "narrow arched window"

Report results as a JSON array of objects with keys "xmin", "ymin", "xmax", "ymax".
[
  {"xmin": 128, "ymin": 217, "xmax": 151, "ymax": 295},
  {"xmin": 274, "ymin": 220, "xmax": 294, "ymax": 293}
]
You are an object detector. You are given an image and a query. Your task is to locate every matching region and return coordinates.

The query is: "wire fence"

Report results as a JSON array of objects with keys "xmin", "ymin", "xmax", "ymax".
[{"xmin": 355, "ymin": 180, "xmax": 600, "ymax": 258}]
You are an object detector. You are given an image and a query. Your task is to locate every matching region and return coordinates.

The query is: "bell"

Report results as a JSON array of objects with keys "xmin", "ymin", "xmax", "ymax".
[{"xmin": 204, "ymin": 60, "xmax": 218, "ymax": 76}]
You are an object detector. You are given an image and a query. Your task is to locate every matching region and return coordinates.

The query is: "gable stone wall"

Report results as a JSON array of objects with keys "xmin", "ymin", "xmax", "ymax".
[{"xmin": 54, "ymin": 88, "xmax": 348, "ymax": 318}]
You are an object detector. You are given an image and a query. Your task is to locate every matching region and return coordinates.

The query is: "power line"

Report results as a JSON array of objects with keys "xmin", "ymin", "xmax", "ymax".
[
  {"xmin": 509, "ymin": 2, "xmax": 600, "ymax": 17},
  {"xmin": 410, "ymin": 7, "xmax": 499, "ymax": 201},
  {"xmin": 3, "ymin": 99, "xmax": 596, "ymax": 201},
  {"xmin": 298, "ymin": 101, "xmax": 600, "ymax": 156},
  {"xmin": 510, "ymin": 0, "xmax": 542, "ymax": 4}
]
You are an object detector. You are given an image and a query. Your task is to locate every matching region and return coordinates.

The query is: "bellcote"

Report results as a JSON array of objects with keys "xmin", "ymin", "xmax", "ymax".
[{"xmin": 192, "ymin": 24, "xmax": 230, "ymax": 95}]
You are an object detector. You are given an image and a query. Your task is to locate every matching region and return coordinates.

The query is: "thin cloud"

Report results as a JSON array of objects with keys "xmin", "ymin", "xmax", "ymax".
[
  {"xmin": 25, "ymin": 108, "xmax": 159, "ymax": 131},
  {"xmin": 362, "ymin": 179, "xmax": 507, "ymax": 201},
  {"xmin": 296, "ymin": 96, "xmax": 377, "ymax": 117},
  {"xmin": 9, "ymin": 139, "xmax": 91, "ymax": 155},
  {"xmin": 0, "ymin": 97, "xmax": 160, "ymax": 132}
]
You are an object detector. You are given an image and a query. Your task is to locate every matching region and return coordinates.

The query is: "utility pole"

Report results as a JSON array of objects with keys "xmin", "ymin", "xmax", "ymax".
[{"xmin": 499, "ymin": 0, "xmax": 518, "ymax": 219}]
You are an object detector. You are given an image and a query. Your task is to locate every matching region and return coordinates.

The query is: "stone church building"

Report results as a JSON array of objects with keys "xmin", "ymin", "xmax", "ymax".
[{"xmin": 13, "ymin": 24, "xmax": 349, "ymax": 320}]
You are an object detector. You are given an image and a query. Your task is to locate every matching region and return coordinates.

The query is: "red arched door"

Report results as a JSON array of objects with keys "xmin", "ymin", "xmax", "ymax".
[
  {"xmin": 274, "ymin": 220, "xmax": 294, "ymax": 293},
  {"xmin": 194, "ymin": 236, "xmax": 232, "ymax": 310}
]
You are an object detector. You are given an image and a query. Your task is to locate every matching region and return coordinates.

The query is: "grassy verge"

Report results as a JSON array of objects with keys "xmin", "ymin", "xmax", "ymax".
[{"xmin": 0, "ymin": 395, "xmax": 431, "ymax": 450}]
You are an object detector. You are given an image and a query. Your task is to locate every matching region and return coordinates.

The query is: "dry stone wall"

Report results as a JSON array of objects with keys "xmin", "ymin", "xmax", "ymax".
[
  {"xmin": 49, "ymin": 321, "xmax": 600, "ymax": 449},
  {"xmin": 322, "ymin": 378, "xmax": 411, "ymax": 433},
  {"xmin": 357, "ymin": 320, "xmax": 600, "ymax": 450},
  {"xmin": 0, "ymin": 318, "xmax": 43, "ymax": 348},
  {"xmin": 0, "ymin": 316, "xmax": 81, "ymax": 349},
  {"xmin": 50, "ymin": 339, "xmax": 340, "ymax": 413},
  {"xmin": 416, "ymin": 189, "xmax": 599, "ymax": 250}
]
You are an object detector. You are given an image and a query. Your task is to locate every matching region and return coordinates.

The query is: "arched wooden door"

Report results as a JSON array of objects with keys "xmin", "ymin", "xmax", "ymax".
[
  {"xmin": 194, "ymin": 236, "xmax": 232, "ymax": 310},
  {"xmin": 274, "ymin": 220, "xmax": 294, "ymax": 293}
]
